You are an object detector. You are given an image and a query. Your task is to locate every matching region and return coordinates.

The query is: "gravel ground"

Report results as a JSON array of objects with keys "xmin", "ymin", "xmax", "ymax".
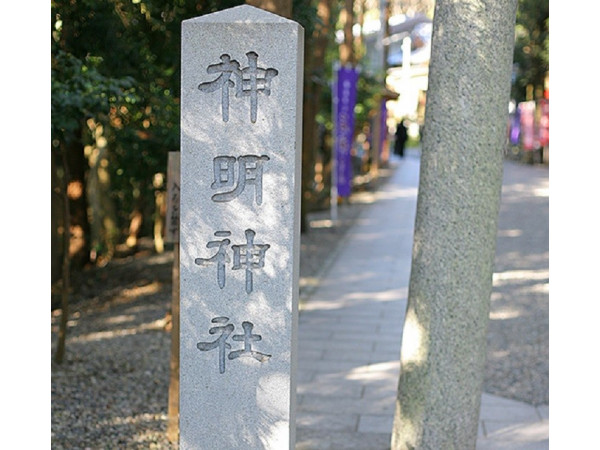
[
  {"xmin": 484, "ymin": 160, "xmax": 549, "ymax": 406},
  {"xmin": 51, "ymin": 155, "xmax": 548, "ymax": 448},
  {"xmin": 51, "ymin": 173, "xmax": 374, "ymax": 449}
]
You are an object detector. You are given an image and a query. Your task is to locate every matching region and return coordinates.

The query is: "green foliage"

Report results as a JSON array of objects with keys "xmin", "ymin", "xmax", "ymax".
[
  {"xmin": 51, "ymin": 50, "xmax": 136, "ymax": 145},
  {"xmin": 293, "ymin": 0, "xmax": 319, "ymax": 41},
  {"xmin": 316, "ymin": 56, "xmax": 383, "ymax": 140},
  {"xmin": 51, "ymin": 0, "xmax": 247, "ymax": 240},
  {"xmin": 354, "ymin": 71, "xmax": 382, "ymax": 131},
  {"xmin": 512, "ymin": 0, "xmax": 549, "ymax": 101},
  {"xmin": 49, "ymin": 0, "xmax": 350, "ymax": 248},
  {"xmin": 310, "ymin": 3, "xmax": 383, "ymax": 166}
]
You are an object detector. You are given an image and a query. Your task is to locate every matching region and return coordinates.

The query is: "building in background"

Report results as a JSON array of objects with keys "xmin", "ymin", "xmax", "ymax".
[{"xmin": 362, "ymin": 12, "xmax": 433, "ymax": 141}]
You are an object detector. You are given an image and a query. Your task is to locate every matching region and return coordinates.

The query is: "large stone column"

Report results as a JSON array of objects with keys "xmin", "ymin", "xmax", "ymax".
[
  {"xmin": 391, "ymin": 0, "xmax": 518, "ymax": 448},
  {"xmin": 180, "ymin": 6, "xmax": 304, "ymax": 449}
]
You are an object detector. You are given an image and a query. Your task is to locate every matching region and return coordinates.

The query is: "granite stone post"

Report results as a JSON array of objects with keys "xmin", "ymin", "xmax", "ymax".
[
  {"xmin": 179, "ymin": 6, "xmax": 303, "ymax": 449},
  {"xmin": 391, "ymin": 0, "xmax": 518, "ymax": 448}
]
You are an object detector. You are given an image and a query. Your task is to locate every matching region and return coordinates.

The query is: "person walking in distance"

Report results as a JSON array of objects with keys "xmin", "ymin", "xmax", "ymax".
[{"xmin": 394, "ymin": 119, "xmax": 408, "ymax": 158}]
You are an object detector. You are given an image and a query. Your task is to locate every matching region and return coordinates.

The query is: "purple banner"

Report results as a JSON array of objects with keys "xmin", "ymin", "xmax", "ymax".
[
  {"xmin": 380, "ymin": 100, "xmax": 387, "ymax": 155},
  {"xmin": 334, "ymin": 66, "xmax": 358, "ymax": 198},
  {"xmin": 510, "ymin": 107, "xmax": 521, "ymax": 146}
]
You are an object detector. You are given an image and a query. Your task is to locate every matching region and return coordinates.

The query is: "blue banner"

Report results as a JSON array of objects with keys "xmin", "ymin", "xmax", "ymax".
[{"xmin": 334, "ymin": 66, "xmax": 359, "ymax": 198}]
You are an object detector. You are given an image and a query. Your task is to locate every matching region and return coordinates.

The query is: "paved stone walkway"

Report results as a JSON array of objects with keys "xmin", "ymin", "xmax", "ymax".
[{"xmin": 295, "ymin": 152, "xmax": 549, "ymax": 449}]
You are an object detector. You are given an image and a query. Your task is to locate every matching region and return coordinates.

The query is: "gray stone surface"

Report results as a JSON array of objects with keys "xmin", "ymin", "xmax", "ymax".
[
  {"xmin": 485, "ymin": 161, "xmax": 549, "ymax": 406},
  {"xmin": 391, "ymin": 0, "xmax": 519, "ymax": 448},
  {"xmin": 50, "ymin": 153, "xmax": 548, "ymax": 449},
  {"xmin": 180, "ymin": 6, "xmax": 304, "ymax": 449},
  {"xmin": 296, "ymin": 156, "xmax": 418, "ymax": 450}
]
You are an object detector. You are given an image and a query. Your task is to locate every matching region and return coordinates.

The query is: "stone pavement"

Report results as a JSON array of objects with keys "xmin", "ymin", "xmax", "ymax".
[{"xmin": 295, "ymin": 150, "xmax": 549, "ymax": 449}]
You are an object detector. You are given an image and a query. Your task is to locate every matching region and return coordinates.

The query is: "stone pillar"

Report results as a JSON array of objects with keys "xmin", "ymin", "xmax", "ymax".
[
  {"xmin": 180, "ymin": 6, "xmax": 304, "ymax": 449},
  {"xmin": 391, "ymin": 0, "xmax": 518, "ymax": 448}
]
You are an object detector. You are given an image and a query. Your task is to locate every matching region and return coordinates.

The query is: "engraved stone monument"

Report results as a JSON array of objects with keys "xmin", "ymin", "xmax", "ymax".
[{"xmin": 179, "ymin": 6, "xmax": 304, "ymax": 449}]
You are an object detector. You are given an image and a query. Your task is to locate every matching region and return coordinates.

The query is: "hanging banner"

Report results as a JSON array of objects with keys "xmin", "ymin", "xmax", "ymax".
[
  {"xmin": 334, "ymin": 65, "xmax": 359, "ymax": 198},
  {"xmin": 380, "ymin": 100, "xmax": 387, "ymax": 157},
  {"xmin": 538, "ymin": 98, "xmax": 549, "ymax": 147},
  {"xmin": 509, "ymin": 108, "xmax": 521, "ymax": 146},
  {"xmin": 519, "ymin": 101, "xmax": 537, "ymax": 151}
]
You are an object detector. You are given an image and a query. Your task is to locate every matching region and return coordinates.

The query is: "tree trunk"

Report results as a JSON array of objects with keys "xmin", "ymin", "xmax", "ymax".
[
  {"xmin": 339, "ymin": 0, "xmax": 355, "ymax": 66},
  {"xmin": 51, "ymin": 151, "xmax": 64, "ymax": 284},
  {"xmin": 300, "ymin": 0, "xmax": 332, "ymax": 232},
  {"xmin": 126, "ymin": 206, "xmax": 144, "ymax": 249},
  {"xmin": 54, "ymin": 143, "xmax": 72, "ymax": 365},
  {"xmin": 86, "ymin": 119, "xmax": 119, "ymax": 264},
  {"xmin": 65, "ymin": 128, "xmax": 90, "ymax": 269},
  {"xmin": 355, "ymin": 0, "xmax": 365, "ymax": 61},
  {"xmin": 246, "ymin": 0, "xmax": 292, "ymax": 18},
  {"xmin": 369, "ymin": 0, "xmax": 390, "ymax": 179},
  {"xmin": 391, "ymin": 0, "xmax": 518, "ymax": 448},
  {"xmin": 301, "ymin": 79, "xmax": 317, "ymax": 233}
]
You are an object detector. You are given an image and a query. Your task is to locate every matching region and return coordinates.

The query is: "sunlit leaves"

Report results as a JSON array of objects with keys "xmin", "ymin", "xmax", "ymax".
[{"xmin": 51, "ymin": 0, "xmax": 318, "ymax": 241}]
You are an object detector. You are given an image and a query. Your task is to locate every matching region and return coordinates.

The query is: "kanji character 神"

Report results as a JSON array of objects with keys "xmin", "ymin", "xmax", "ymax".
[
  {"xmin": 194, "ymin": 229, "xmax": 270, "ymax": 293},
  {"xmin": 198, "ymin": 52, "xmax": 278, "ymax": 123}
]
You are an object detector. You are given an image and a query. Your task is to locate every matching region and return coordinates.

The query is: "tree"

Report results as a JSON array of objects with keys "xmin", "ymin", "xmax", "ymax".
[
  {"xmin": 51, "ymin": 49, "xmax": 136, "ymax": 363},
  {"xmin": 298, "ymin": 0, "xmax": 331, "ymax": 230},
  {"xmin": 52, "ymin": 0, "xmax": 254, "ymax": 364},
  {"xmin": 512, "ymin": 0, "xmax": 549, "ymax": 101},
  {"xmin": 247, "ymin": 0, "xmax": 293, "ymax": 17},
  {"xmin": 51, "ymin": 0, "xmax": 327, "ymax": 276},
  {"xmin": 51, "ymin": 1, "xmax": 247, "ymax": 278},
  {"xmin": 391, "ymin": 0, "xmax": 518, "ymax": 447}
]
